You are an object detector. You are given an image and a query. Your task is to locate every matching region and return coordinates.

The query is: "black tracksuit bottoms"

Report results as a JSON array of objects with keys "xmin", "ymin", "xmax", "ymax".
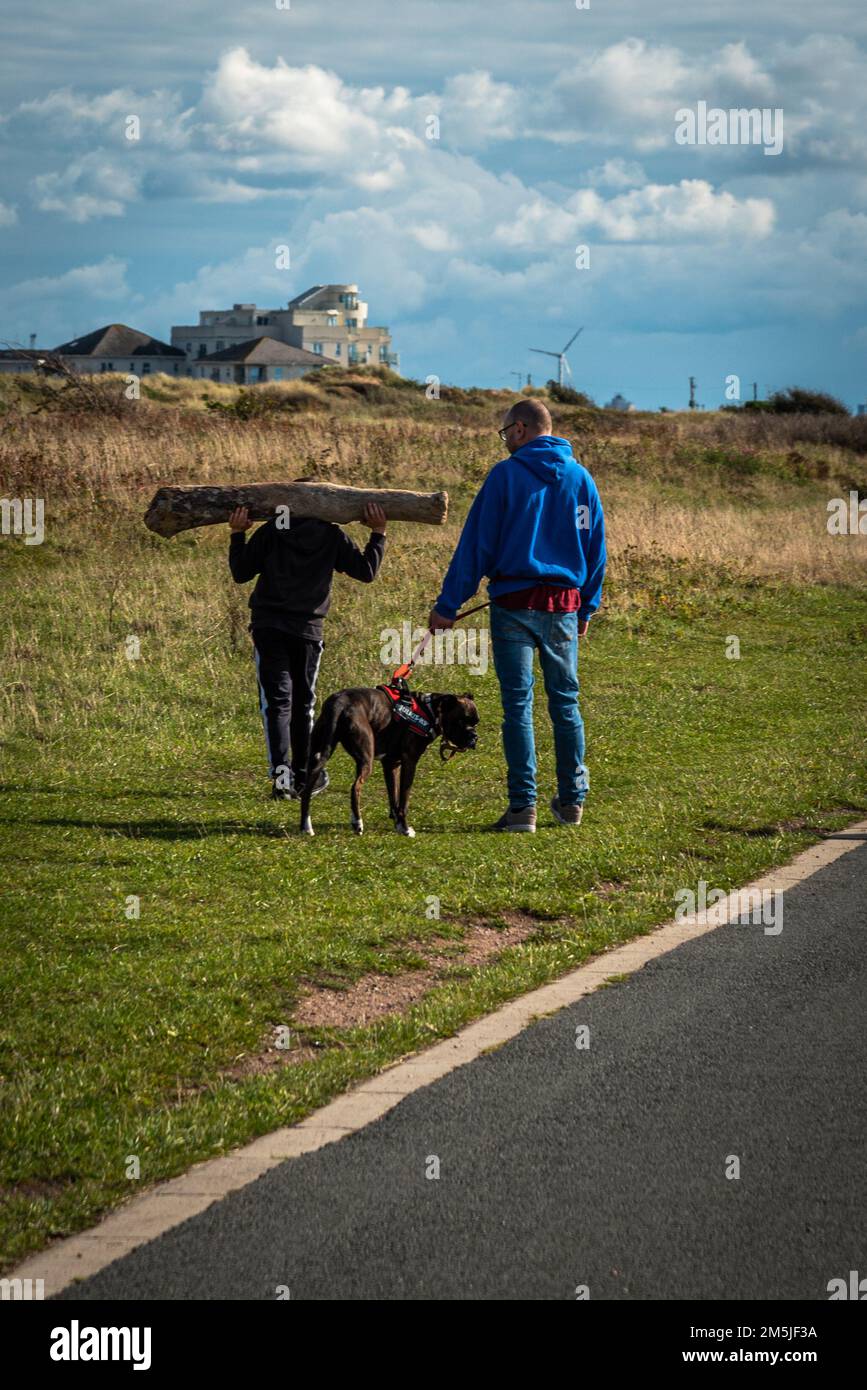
[{"xmin": 252, "ymin": 627, "xmax": 324, "ymax": 785}]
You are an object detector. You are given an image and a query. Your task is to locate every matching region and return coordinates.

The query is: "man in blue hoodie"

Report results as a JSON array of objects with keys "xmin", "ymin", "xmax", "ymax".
[{"xmin": 428, "ymin": 398, "xmax": 606, "ymax": 832}]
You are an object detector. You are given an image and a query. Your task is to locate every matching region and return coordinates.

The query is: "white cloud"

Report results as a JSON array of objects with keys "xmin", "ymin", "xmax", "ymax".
[
  {"xmin": 801, "ymin": 208, "xmax": 867, "ymax": 259},
  {"xmin": 436, "ymin": 71, "xmax": 520, "ymax": 147},
  {"xmin": 32, "ymin": 154, "xmax": 141, "ymax": 222},
  {"xmin": 10, "ymin": 86, "xmax": 194, "ymax": 149},
  {"xmin": 582, "ymin": 180, "xmax": 776, "ymax": 241},
  {"xmin": 291, "ymin": 206, "xmax": 430, "ymax": 315},
  {"xmin": 352, "ymin": 158, "xmax": 407, "ymax": 192},
  {"xmin": 495, "ymin": 179, "xmax": 775, "ymax": 247},
  {"xmin": 192, "ymin": 176, "xmax": 272, "ymax": 203},
  {"xmin": 709, "ymin": 41, "xmax": 775, "ymax": 101},
  {"xmin": 543, "ymin": 37, "xmax": 690, "ymax": 145},
  {"xmin": 408, "ymin": 221, "xmax": 458, "ymax": 252},
  {"xmin": 493, "ymin": 197, "xmax": 576, "ymax": 248},
  {"xmin": 0, "ymin": 201, "xmax": 18, "ymax": 226},
  {"xmin": 199, "ymin": 48, "xmax": 401, "ymax": 168},
  {"xmin": 584, "ymin": 159, "xmax": 648, "ymax": 189},
  {"xmin": 9, "ymin": 256, "xmax": 130, "ymax": 302},
  {"xmin": 541, "ymin": 35, "xmax": 800, "ymax": 158},
  {"xmin": 0, "ymin": 257, "xmax": 131, "ymax": 345},
  {"xmin": 143, "ymin": 244, "xmax": 306, "ymax": 332}
]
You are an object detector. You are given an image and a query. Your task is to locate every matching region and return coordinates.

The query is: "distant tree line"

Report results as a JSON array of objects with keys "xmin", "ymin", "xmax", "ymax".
[
  {"xmin": 546, "ymin": 381, "xmax": 852, "ymax": 415},
  {"xmin": 728, "ymin": 387, "xmax": 850, "ymax": 416}
]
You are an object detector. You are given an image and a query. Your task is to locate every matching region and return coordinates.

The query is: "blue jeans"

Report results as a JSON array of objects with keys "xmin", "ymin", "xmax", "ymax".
[{"xmin": 490, "ymin": 605, "xmax": 588, "ymax": 809}]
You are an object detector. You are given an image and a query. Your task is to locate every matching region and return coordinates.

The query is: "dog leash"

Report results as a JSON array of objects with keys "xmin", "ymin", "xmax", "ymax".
[
  {"xmin": 453, "ymin": 599, "xmax": 491, "ymax": 621},
  {"xmin": 391, "ymin": 600, "xmax": 491, "ymax": 681}
]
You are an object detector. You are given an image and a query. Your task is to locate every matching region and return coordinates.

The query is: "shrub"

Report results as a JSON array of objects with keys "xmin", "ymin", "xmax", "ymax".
[
  {"xmin": 203, "ymin": 383, "xmax": 325, "ymax": 419},
  {"xmin": 768, "ymin": 387, "xmax": 849, "ymax": 416},
  {"xmin": 546, "ymin": 380, "xmax": 595, "ymax": 406}
]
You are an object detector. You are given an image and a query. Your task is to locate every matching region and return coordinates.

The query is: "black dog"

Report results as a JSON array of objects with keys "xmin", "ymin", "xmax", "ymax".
[{"xmin": 299, "ymin": 685, "xmax": 479, "ymax": 837}]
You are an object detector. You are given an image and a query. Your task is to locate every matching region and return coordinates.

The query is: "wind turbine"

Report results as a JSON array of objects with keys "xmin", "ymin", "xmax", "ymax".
[{"xmin": 529, "ymin": 327, "xmax": 584, "ymax": 388}]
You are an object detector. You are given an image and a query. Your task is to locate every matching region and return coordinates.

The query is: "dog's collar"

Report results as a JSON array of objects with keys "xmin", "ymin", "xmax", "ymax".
[{"xmin": 418, "ymin": 695, "xmax": 462, "ymax": 759}]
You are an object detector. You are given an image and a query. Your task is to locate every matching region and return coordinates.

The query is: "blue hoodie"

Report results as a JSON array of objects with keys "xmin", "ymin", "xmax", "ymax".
[{"xmin": 435, "ymin": 435, "xmax": 606, "ymax": 622}]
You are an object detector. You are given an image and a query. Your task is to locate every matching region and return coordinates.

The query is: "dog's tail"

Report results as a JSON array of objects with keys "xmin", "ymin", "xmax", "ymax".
[
  {"xmin": 299, "ymin": 693, "xmax": 345, "ymax": 836},
  {"xmin": 309, "ymin": 692, "xmax": 345, "ymax": 764}
]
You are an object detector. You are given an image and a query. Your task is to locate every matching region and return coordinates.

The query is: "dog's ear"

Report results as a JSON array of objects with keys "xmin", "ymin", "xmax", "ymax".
[{"xmin": 461, "ymin": 691, "xmax": 473, "ymax": 700}]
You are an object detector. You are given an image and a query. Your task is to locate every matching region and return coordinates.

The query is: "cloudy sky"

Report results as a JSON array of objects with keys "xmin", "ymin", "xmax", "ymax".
[{"xmin": 1, "ymin": 0, "xmax": 865, "ymax": 407}]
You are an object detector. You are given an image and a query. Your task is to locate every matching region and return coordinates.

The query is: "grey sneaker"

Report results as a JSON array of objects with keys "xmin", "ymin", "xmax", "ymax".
[
  {"xmin": 271, "ymin": 764, "xmax": 295, "ymax": 800},
  {"xmin": 551, "ymin": 797, "xmax": 583, "ymax": 826},
  {"xmin": 292, "ymin": 768, "xmax": 330, "ymax": 800},
  {"xmin": 491, "ymin": 805, "xmax": 537, "ymax": 833}
]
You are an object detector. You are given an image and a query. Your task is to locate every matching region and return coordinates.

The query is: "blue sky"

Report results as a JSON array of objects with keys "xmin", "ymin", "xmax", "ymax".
[{"xmin": 1, "ymin": 0, "xmax": 865, "ymax": 408}]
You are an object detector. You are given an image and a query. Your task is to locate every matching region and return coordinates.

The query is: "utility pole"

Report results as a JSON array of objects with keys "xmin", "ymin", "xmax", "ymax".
[
  {"xmin": 689, "ymin": 376, "xmax": 697, "ymax": 410},
  {"xmin": 752, "ymin": 382, "xmax": 758, "ymax": 402},
  {"xmin": 509, "ymin": 372, "xmax": 524, "ymax": 389}
]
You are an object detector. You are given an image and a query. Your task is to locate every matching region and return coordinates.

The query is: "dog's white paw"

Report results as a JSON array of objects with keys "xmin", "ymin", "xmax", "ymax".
[
  {"xmin": 301, "ymin": 817, "xmax": 314, "ymax": 836},
  {"xmin": 351, "ymin": 816, "xmax": 364, "ymax": 835},
  {"xmin": 395, "ymin": 822, "xmax": 416, "ymax": 838}
]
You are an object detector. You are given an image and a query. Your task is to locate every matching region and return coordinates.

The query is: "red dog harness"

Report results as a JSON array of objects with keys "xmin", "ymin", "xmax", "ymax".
[{"xmin": 377, "ymin": 681, "xmax": 437, "ymax": 740}]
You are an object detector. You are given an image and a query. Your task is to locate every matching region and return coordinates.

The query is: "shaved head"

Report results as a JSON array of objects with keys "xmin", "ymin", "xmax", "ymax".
[{"xmin": 505, "ymin": 397, "xmax": 552, "ymax": 436}]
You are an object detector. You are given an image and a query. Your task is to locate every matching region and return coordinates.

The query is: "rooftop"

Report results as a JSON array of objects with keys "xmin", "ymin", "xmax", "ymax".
[
  {"xmin": 53, "ymin": 324, "xmax": 185, "ymax": 358},
  {"xmin": 286, "ymin": 284, "xmax": 357, "ymax": 309},
  {"xmin": 198, "ymin": 337, "xmax": 336, "ymax": 366}
]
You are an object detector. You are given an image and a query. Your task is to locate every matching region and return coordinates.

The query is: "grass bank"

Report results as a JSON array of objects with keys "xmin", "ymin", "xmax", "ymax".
[{"xmin": 1, "ymin": 381, "xmax": 865, "ymax": 1267}]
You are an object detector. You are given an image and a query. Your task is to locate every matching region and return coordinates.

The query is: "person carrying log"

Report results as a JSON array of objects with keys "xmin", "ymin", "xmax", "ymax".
[{"xmin": 228, "ymin": 501, "xmax": 387, "ymax": 801}]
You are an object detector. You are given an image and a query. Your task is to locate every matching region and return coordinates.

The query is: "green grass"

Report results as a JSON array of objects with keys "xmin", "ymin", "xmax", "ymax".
[{"xmin": 1, "ymin": 410, "xmax": 866, "ymax": 1269}]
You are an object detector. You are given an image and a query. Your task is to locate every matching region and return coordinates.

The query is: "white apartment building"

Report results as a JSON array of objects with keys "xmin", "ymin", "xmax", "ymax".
[{"xmin": 171, "ymin": 284, "xmax": 398, "ymax": 371}]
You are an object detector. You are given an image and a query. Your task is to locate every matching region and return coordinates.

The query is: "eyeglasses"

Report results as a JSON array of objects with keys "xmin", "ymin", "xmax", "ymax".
[{"xmin": 498, "ymin": 422, "xmax": 520, "ymax": 442}]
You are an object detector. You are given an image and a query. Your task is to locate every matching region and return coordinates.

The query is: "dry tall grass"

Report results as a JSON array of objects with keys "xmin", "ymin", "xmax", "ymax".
[
  {"xmin": 0, "ymin": 387, "xmax": 865, "ymax": 747},
  {"xmin": 2, "ymin": 384, "xmax": 864, "ymax": 588}
]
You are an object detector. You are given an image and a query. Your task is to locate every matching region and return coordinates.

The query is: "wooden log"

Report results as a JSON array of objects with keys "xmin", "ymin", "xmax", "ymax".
[{"xmin": 144, "ymin": 481, "xmax": 448, "ymax": 538}]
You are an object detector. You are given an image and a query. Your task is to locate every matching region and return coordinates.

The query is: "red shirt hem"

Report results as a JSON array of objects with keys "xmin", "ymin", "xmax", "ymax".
[{"xmin": 493, "ymin": 583, "xmax": 580, "ymax": 613}]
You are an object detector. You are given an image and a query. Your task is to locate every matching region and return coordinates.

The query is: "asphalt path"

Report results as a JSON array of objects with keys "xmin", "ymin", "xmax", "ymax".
[{"xmin": 58, "ymin": 835, "xmax": 867, "ymax": 1301}]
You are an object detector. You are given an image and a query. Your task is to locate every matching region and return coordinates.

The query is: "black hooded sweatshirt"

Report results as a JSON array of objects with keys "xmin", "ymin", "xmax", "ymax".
[{"xmin": 229, "ymin": 517, "xmax": 385, "ymax": 640}]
